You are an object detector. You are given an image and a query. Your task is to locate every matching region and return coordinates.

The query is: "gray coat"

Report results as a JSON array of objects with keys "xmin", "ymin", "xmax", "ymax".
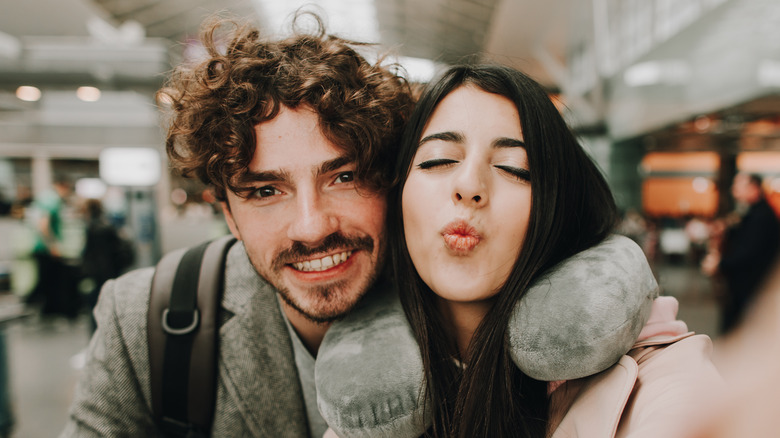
[{"xmin": 60, "ymin": 242, "xmax": 310, "ymax": 437}]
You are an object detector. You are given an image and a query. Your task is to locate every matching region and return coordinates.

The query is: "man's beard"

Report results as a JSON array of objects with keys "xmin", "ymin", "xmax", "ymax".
[
  {"xmin": 276, "ymin": 279, "xmax": 355, "ymax": 324},
  {"xmin": 266, "ymin": 232, "xmax": 383, "ymax": 323}
]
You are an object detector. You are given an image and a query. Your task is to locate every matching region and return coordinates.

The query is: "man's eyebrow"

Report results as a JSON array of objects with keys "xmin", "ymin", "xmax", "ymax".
[
  {"xmin": 237, "ymin": 155, "xmax": 353, "ymax": 186},
  {"xmin": 419, "ymin": 131, "xmax": 464, "ymax": 146},
  {"xmin": 241, "ymin": 169, "xmax": 290, "ymax": 184},
  {"xmin": 319, "ymin": 156, "xmax": 353, "ymax": 175},
  {"xmin": 493, "ymin": 137, "xmax": 526, "ymax": 148}
]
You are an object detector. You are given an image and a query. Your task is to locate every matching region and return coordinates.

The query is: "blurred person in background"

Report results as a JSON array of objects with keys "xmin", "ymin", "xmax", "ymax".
[
  {"xmin": 80, "ymin": 198, "xmax": 134, "ymax": 334},
  {"xmin": 702, "ymin": 173, "xmax": 780, "ymax": 334},
  {"xmin": 25, "ymin": 177, "xmax": 81, "ymax": 320},
  {"xmin": 618, "ymin": 208, "xmax": 648, "ymax": 246},
  {"xmin": 0, "ymin": 331, "xmax": 11, "ymax": 438},
  {"xmin": 684, "ymin": 215, "xmax": 710, "ymax": 265},
  {"xmin": 0, "ymin": 192, "xmax": 11, "ymax": 217}
]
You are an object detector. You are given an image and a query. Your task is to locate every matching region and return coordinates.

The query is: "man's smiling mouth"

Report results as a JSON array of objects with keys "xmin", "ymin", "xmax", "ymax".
[{"xmin": 292, "ymin": 250, "xmax": 353, "ymax": 272}]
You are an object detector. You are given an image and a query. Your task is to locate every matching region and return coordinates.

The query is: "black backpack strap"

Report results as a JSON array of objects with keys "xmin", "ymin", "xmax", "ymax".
[{"xmin": 148, "ymin": 235, "xmax": 237, "ymax": 437}]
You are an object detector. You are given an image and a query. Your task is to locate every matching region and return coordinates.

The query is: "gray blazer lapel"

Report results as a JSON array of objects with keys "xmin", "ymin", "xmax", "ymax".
[{"xmin": 217, "ymin": 242, "xmax": 309, "ymax": 437}]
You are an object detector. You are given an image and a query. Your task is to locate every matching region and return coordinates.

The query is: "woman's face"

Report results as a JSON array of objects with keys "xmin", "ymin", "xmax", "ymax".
[{"xmin": 402, "ymin": 84, "xmax": 532, "ymax": 304}]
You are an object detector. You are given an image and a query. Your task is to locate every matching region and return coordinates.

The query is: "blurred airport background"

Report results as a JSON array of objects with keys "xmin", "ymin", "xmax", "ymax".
[{"xmin": 1, "ymin": 0, "xmax": 779, "ymax": 436}]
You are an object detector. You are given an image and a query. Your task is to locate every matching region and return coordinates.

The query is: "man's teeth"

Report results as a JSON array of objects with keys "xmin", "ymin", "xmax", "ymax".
[{"xmin": 293, "ymin": 251, "xmax": 353, "ymax": 272}]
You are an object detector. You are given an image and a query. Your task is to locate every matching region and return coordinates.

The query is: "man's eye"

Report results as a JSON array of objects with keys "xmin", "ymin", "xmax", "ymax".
[
  {"xmin": 334, "ymin": 171, "xmax": 355, "ymax": 184},
  {"xmin": 417, "ymin": 158, "xmax": 458, "ymax": 170},
  {"xmin": 252, "ymin": 186, "xmax": 281, "ymax": 198}
]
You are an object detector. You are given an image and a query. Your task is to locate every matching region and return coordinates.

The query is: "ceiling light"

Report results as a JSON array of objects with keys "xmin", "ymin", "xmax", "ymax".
[
  {"xmin": 758, "ymin": 59, "xmax": 780, "ymax": 87},
  {"xmin": 359, "ymin": 50, "xmax": 440, "ymax": 84},
  {"xmin": 16, "ymin": 86, "xmax": 41, "ymax": 102},
  {"xmin": 624, "ymin": 60, "xmax": 690, "ymax": 87},
  {"xmin": 624, "ymin": 62, "xmax": 661, "ymax": 87},
  {"xmin": 77, "ymin": 86, "xmax": 101, "ymax": 102}
]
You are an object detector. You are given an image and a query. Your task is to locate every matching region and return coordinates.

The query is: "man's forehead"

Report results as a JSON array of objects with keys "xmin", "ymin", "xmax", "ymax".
[
  {"xmin": 254, "ymin": 104, "xmax": 320, "ymax": 137},
  {"xmin": 250, "ymin": 106, "xmax": 349, "ymax": 172}
]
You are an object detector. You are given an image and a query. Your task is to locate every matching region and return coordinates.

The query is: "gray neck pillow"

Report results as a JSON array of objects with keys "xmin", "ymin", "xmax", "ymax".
[{"xmin": 315, "ymin": 234, "xmax": 658, "ymax": 438}]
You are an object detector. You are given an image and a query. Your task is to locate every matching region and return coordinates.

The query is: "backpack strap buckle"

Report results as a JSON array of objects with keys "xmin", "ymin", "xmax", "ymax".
[{"xmin": 161, "ymin": 309, "xmax": 200, "ymax": 335}]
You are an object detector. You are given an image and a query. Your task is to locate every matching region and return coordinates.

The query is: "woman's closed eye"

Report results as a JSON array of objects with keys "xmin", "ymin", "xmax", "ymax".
[
  {"xmin": 417, "ymin": 158, "xmax": 458, "ymax": 170},
  {"xmin": 495, "ymin": 165, "xmax": 530, "ymax": 181}
]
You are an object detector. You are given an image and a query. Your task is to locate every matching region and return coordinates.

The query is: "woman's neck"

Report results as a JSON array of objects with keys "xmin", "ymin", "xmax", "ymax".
[{"xmin": 436, "ymin": 296, "xmax": 495, "ymax": 360}]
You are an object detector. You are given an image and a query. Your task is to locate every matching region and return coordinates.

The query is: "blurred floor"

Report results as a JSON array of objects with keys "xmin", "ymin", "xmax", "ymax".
[
  {"xmin": 654, "ymin": 258, "xmax": 722, "ymax": 339},
  {"xmin": 5, "ymin": 315, "xmax": 90, "ymax": 438},
  {"xmin": 1, "ymin": 260, "xmax": 722, "ymax": 438}
]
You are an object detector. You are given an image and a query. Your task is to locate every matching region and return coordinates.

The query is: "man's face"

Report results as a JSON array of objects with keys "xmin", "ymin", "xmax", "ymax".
[
  {"xmin": 222, "ymin": 106, "xmax": 387, "ymax": 323},
  {"xmin": 731, "ymin": 173, "xmax": 759, "ymax": 205}
]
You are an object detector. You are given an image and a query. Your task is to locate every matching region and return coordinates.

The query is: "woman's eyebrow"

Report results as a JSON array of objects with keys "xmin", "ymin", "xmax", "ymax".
[
  {"xmin": 493, "ymin": 137, "xmax": 526, "ymax": 148},
  {"xmin": 419, "ymin": 131, "xmax": 464, "ymax": 146}
]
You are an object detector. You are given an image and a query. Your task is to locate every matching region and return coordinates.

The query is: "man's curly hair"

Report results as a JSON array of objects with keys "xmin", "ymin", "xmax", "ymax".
[{"xmin": 159, "ymin": 14, "xmax": 415, "ymax": 201}]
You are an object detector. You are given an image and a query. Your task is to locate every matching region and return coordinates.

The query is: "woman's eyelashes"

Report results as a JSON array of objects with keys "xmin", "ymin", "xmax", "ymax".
[
  {"xmin": 417, "ymin": 158, "xmax": 458, "ymax": 170},
  {"xmin": 416, "ymin": 158, "xmax": 530, "ymax": 182},
  {"xmin": 495, "ymin": 165, "xmax": 530, "ymax": 181}
]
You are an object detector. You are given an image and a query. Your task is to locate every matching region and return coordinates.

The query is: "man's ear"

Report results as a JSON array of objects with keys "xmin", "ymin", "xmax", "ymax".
[{"xmin": 221, "ymin": 201, "xmax": 241, "ymax": 240}]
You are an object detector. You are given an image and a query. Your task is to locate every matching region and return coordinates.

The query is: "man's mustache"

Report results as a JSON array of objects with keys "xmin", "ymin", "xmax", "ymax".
[{"xmin": 274, "ymin": 233, "xmax": 374, "ymax": 268}]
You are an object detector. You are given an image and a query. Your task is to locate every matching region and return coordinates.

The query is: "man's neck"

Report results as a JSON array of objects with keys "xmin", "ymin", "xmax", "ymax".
[{"xmin": 279, "ymin": 299, "xmax": 331, "ymax": 356}]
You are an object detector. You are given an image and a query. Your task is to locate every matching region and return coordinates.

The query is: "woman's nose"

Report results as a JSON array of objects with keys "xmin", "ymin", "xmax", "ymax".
[{"xmin": 452, "ymin": 162, "xmax": 488, "ymax": 207}]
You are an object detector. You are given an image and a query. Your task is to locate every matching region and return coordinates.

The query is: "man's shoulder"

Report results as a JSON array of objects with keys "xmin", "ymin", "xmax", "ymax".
[
  {"xmin": 97, "ymin": 267, "xmax": 156, "ymax": 320},
  {"xmin": 113, "ymin": 267, "xmax": 156, "ymax": 294},
  {"xmin": 756, "ymin": 200, "xmax": 780, "ymax": 220}
]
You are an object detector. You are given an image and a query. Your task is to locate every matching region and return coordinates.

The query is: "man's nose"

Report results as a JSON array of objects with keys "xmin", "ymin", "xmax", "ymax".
[{"xmin": 287, "ymin": 190, "xmax": 339, "ymax": 246}]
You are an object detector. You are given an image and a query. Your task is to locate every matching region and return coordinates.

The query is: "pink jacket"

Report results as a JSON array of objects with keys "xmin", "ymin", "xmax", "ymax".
[{"xmin": 548, "ymin": 297, "xmax": 723, "ymax": 437}]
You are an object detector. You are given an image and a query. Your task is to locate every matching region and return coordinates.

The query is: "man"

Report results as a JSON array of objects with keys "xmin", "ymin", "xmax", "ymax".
[
  {"xmin": 60, "ymin": 14, "xmax": 413, "ymax": 437},
  {"xmin": 702, "ymin": 172, "xmax": 780, "ymax": 334}
]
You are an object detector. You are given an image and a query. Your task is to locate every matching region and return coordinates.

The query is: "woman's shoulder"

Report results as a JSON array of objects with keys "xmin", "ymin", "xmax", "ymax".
[
  {"xmin": 618, "ymin": 333, "xmax": 723, "ymax": 437},
  {"xmin": 629, "ymin": 332, "xmax": 713, "ymax": 368},
  {"xmin": 551, "ymin": 333, "xmax": 722, "ymax": 438}
]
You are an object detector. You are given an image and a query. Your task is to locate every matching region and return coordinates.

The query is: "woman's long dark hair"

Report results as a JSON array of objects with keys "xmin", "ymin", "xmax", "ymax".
[{"xmin": 389, "ymin": 65, "xmax": 619, "ymax": 437}]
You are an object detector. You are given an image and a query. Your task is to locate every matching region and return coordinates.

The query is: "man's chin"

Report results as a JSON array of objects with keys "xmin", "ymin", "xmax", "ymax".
[
  {"xmin": 278, "ymin": 298, "xmax": 355, "ymax": 325},
  {"xmin": 276, "ymin": 283, "xmax": 367, "ymax": 324}
]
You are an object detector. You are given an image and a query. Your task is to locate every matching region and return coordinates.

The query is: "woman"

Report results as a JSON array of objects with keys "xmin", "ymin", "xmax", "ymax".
[{"xmin": 387, "ymin": 65, "xmax": 719, "ymax": 437}]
